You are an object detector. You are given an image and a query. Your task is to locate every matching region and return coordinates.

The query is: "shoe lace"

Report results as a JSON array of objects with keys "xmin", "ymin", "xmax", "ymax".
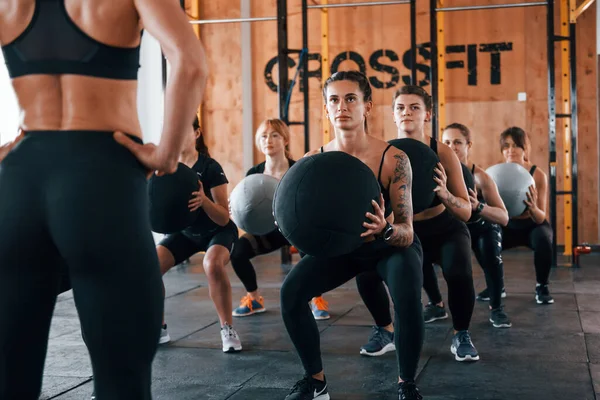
[
  {"xmin": 398, "ymin": 381, "xmax": 422, "ymax": 400},
  {"xmin": 312, "ymin": 296, "xmax": 329, "ymax": 311},
  {"xmin": 222, "ymin": 324, "xmax": 239, "ymax": 339},
  {"xmin": 457, "ymin": 330, "xmax": 473, "ymax": 346},
  {"xmin": 424, "ymin": 302, "xmax": 438, "ymax": 312},
  {"xmin": 539, "ymin": 285, "xmax": 550, "ymax": 296},
  {"xmin": 239, "ymin": 295, "xmax": 254, "ymax": 310},
  {"xmin": 289, "ymin": 376, "xmax": 311, "ymax": 394}
]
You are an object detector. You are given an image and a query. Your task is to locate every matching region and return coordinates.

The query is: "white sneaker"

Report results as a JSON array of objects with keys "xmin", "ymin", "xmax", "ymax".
[
  {"xmin": 220, "ymin": 323, "xmax": 242, "ymax": 353},
  {"xmin": 159, "ymin": 324, "xmax": 171, "ymax": 344}
]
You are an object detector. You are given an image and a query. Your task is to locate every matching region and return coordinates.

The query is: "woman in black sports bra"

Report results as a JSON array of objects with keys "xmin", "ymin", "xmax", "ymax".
[
  {"xmin": 280, "ymin": 71, "xmax": 425, "ymax": 400},
  {"xmin": 442, "ymin": 123, "xmax": 512, "ymax": 328},
  {"xmin": 0, "ymin": 1, "xmax": 207, "ymax": 399},
  {"xmin": 356, "ymin": 85, "xmax": 481, "ymax": 364},
  {"xmin": 499, "ymin": 127, "xmax": 554, "ymax": 305}
]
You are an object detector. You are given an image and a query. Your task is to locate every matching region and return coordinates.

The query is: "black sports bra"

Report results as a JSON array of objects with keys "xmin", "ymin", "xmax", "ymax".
[
  {"xmin": 1, "ymin": 0, "xmax": 141, "ymax": 80},
  {"xmin": 320, "ymin": 145, "xmax": 393, "ymax": 217}
]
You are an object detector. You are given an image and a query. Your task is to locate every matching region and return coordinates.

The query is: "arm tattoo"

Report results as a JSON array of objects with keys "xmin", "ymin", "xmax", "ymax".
[
  {"xmin": 440, "ymin": 191, "xmax": 466, "ymax": 209},
  {"xmin": 388, "ymin": 153, "xmax": 413, "ymax": 247}
]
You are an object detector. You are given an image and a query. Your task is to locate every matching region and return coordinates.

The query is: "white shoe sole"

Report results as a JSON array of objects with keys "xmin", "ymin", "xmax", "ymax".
[
  {"xmin": 313, "ymin": 314, "xmax": 331, "ymax": 320},
  {"xmin": 490, "ymin": 319, "xmax": 512, "ymax": 328},
  {"xmin": 360, "ymin": 342, "xmax": 396, "ymax": 357},
  {"xmin": 223, "ymin": 344, "xmax": 243, "ymax": 353},
  {"xmin": 424, "ymin": 313, "xmax": 448, "ymax": 324},
  {"xmin": 315, "ymin": 393, "xmax": 330, "ymax": 400},
  {"xmin": 536, "ymin": 295, "xmax": 554, "ymax": 304},
  {"xmin": 232, "ymin": 308, "xmax": 267, "ymax": 317},
  {"xmin": 159, "ymin": 334, "xmax": 171, "ymax": 345},
  {"xmin": 450, "ymin": 345, "xmax": 480, "ymax": 362}
]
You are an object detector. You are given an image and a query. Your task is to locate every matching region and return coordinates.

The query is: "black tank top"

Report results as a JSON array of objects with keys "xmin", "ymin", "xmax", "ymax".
[
  {"xmin": 320, "ymin": 145, "xmax": 393, "ymax": 217},
  {"xmin": 1, "ymin": 0, "xmax": 141, "ymax": 80},
  {"xmin": 529, "ymin": 165, "xmax": 537, "ymax": 175},
  {"xmin": 428, "ymin": 136, "xmax": 443, "ymax": 208}
]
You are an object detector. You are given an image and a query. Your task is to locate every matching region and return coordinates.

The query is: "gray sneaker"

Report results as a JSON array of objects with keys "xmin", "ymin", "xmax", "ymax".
[
  {"xmin": 423, "ymin": 302, "xmax": 448, "ymax": 323},
  {"xmin": 490, "ymin": 307, "xmax": 512, "ymax": 328},
  {"xmin": 359, "ymin": 326, "xmax": 396, "ymax": 356},
  {"xmin": 451, "ymin": 330, "xmax": 479, "ymax": 362}
]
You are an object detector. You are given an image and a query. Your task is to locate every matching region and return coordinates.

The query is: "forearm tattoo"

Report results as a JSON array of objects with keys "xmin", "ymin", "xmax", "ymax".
[
  {"xmin": 440, "ymin": 190, "xmax": 466, "ymax": 209},
  {"xmin": 389, "ymin": 153, "xmax": 413, "ymax": 247}
]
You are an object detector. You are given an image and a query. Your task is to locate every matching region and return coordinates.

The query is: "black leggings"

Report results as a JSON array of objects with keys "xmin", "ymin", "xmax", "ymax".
[
  {"xmin": 230, "ymin": 229, "xmax": 290, "ymax": 292},
  {"xmin": 281, "ymin": 239, "xmax": 424, "ymax": 381},
  {"xmin": 0, "ymin": 131, "xmax": 163, "ymax": 400},
  {"xmin": 359, "ymin": 211, "xmax": 475, "ymax": 331},
  {"xmin": 419, "ymin": 212, "xmax": 474, "ymax": 330},
  {"xmin": 469, "ymin": 221, "xmax": 504, "ymax": 309},
  {"xmin": 502, "ymin": 219, "xmax": 553, "ymax": 285}
]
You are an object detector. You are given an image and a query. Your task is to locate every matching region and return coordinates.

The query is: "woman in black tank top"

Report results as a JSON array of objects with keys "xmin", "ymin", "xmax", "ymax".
[
  {"xmin": 355, "ymin": 85, "xmax": 482, "ymax": 364},
  {"xmin": 499, "ymin": 127, "xmax": 554, "ymax": 305},
  {"xmin": 280, "ymin": 71, "xmax": 425, "ymax": 400},
  {"xmin": 442, "ymin": 124, "xmax": 512, "ymax": 328}
]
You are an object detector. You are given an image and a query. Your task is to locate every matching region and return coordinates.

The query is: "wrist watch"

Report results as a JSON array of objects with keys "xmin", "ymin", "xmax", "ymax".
[
  {"xmin": 381, "ymin": 222, "xmax": 394, "ymax": 242},
  {"xmin": 473, "ymin": 202, "xmax": 484, "ymax": 215}
]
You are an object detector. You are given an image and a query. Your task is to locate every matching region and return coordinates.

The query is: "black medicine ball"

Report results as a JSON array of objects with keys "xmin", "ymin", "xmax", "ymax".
[
  {"xmin": 148, "ymin": 163, "xmax": 200, "ymax": 234},
  {"xmin": 273, "ymin": 151, "xmax": 381, "ymax": 258},
  {"xmin": 387, "ymin": 138, "xmax": 439, "ymax": 214}
]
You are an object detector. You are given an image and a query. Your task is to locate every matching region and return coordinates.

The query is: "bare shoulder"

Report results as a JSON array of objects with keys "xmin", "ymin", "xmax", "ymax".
[
  {"xmin": 474, "ymin": 166, "xmax": 494, "ymax": 188},
  {"xmin": 306, "ymin": 140, "xmax": 336, "ymax": 157},
  {"xmin": 384, "ymin": 146, "xmax": 411, "ymax": 184},
  {"xmin": 533, "ymin": 166, "xmax": 547, "ymax": 179},
  {"xmin": 304, "ymin": 149, "xmax": 320, "ymax": 157},
  {"xmin": 0, "ymin": 0, "xmax": 34, "ymax": 45},
  {"xmin": 385, "ymin": 145, "xmax": 408, "ymax": 164},
  {"xmin": 533, "ymin": 166, "xmax": 547, "ymax": 187},
  {"xmin": 436, "ymin": 139, "xmax": 456, "ymax": 163}
]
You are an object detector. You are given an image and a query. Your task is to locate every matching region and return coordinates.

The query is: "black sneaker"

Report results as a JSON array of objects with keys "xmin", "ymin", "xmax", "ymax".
[
  {"xmin": 476, "ymin": 287, "xmax": 507, "ymax": 301},
  {"xmin": 490, "ymin": 307, "xmax": 512, "ymax": 328},
  {"xmin": 360, "ymin": 326, "xmax": 395, "ymax": 356},
  {"xmin": 285, "ymin": 376, "xmax": 330, "ymax": 400},
  {"xmin": 451, "ymin": 330, "xmax": 479, "ymax": 362},
  {"xmin": 535, "ymin": 284, "xmax": 554, "ymax": 304},
  {"xmin": 423, "ymin": 302, "xmax": 448, "ymax": 323},
  {"xmin": 398, "ymin": 381, "xmax": 423, "ymax": 400}
]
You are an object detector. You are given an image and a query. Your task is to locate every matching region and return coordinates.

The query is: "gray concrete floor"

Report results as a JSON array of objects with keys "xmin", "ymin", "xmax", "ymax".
[{"xmin": 40, "ymin": 250, "xmax": 600, "ymax": 400}]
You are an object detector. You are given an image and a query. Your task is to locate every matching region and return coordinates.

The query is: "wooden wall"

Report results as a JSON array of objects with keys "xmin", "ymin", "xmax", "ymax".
[{"xmin": 185, "ymin": 0, "xmax": 598, "ymax": 245}]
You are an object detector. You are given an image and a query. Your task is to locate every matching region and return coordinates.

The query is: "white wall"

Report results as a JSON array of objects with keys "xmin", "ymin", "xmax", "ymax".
[
  {"xmin": 137, "ymin": 33, "xmax": 166, "ymax": 243},
  {"xmin": 137, "ymin": 32, "xmax": 165, "ymax": 146}
]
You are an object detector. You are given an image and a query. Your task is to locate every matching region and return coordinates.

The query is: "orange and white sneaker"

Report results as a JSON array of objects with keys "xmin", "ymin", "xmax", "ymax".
[
  {"xmin": 232, "ymin": 295, "xmax": 266, "ymax": 317},
  {"xmin": 310, "ymin": 296, "xmax": 331, "ymax": 320}
]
